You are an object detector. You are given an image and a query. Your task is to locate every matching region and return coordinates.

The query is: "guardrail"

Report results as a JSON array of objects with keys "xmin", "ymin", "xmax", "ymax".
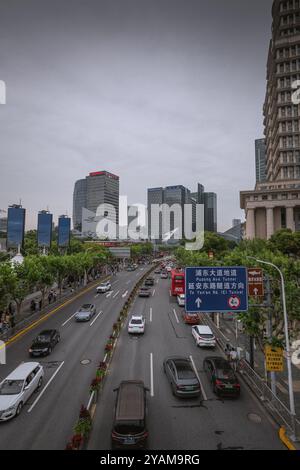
[{"xmin": 203, "ymin": 313, "xmax": 300, "ymax": 442}]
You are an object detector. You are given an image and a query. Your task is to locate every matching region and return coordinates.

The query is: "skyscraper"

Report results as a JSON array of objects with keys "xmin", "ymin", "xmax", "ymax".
[
  {"xmin": 241, "ymin": 0, "xmax": 300, "ymax": 238},
  {"xmin": 255, "ymin": 139, "xmax": 267, "ymax": 183},
  {"xmin": 6, "ymin": 204, "xmax": 26, "ymax": 250},
  {"xmin": 148, "ymin": 183, "xmax": 217, "ymax": 242},
  {"xmin": 73, "ymin": 171, "xmax": 119, "ymax": 237}
]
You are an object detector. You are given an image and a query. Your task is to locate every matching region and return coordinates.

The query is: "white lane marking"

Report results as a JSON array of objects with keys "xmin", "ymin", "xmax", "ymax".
[
  {"xmin": 156, "ymin": 278, "xmax": 160, "ymax": 284},
  {"xmin": 106, "ymin": 291, "xmax": 113, "ymax": 298},
  {"xmin": 150, "ymin": 353, "xmax": 154, "ymax": 397},
  {"xmin": 28, "ymin": 362, "xmax": 65, "ymax": 413},
  {"xmin": 169, "ymin": 290, "xmax": 172, "ymax": 297},
  {"xmin": 136, "ymin": 273, "xmax": 140, "ymax": 277},
  {"xmin": 189, "ymin": 355, "xmax": 207, "ymax": 401},
  {"xmin": 90, "ymin": 310, "xmax": 103, "ymax": 326},
  {"xmin": 152, "ymin": 289, "xmax": 156, "ymax": 297},
  {"xmin": 173, "ymin": 308, "xmax": 179, "ymax": 324},
  {"xmin": 150, "ymin": 307, "xmax": 153, "ymax": 322},
  {"xmin": 122, "ymin": 290, "xmax": 128, "ymax": 298},
  {"xmin": 126, "ymin": 280, "xmax": 131, "ymax": 285},
  {"xmin": 62, "ymin": 312, "xmax": 77, "ymax": 327},
  {"xmin": 94, "ymin": 294, "xmax": 99, "ymax": 298},
  {"xmin": 112, "ymin": 280, "xmax": 119, "ymax": 285},
  {"xmin": 113, "ymin": 290, "xmax": 120, "ymax": 299}
]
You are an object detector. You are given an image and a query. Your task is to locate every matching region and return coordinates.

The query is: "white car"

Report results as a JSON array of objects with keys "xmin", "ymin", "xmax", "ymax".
[
  {"xmin": 128, "ymin": 315, "xmax": 145, "ymax": 335},
  {"xmin": 96, "ymin": 281, "xmax": 112, "ymax": 293},
  {"xmin": 177, "ymin": 294, "xmax": 185, "ymax": 307},
  {"xmin": 192, "ymin": 325, "xmax": 216, "ymax": 348},
  {"xmin": 0, "ymin": 362, "xmax": 44, "ymax": 421}
]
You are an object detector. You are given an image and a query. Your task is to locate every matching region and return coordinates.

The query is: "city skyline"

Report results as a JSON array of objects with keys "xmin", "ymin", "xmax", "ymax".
[{"xmin": 0, "ymin": 0, "xmax": 273, "ymax": 232}]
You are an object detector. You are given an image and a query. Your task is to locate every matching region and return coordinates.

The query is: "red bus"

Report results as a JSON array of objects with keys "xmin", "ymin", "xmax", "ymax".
[{"xmin": 171, "ymin": 269, "xmax": 185, "ymax": 296}]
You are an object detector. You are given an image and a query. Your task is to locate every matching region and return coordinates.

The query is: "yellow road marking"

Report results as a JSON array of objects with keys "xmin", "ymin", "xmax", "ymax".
[{"xmin": 0, "ymin": 276, "xmax": 110, "ymax": 350}]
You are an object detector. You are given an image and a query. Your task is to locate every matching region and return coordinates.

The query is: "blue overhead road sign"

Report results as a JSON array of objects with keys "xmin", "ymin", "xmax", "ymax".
[{"xmin": 185, "ymin": 266, "xmax": 248, "ymax": 313}]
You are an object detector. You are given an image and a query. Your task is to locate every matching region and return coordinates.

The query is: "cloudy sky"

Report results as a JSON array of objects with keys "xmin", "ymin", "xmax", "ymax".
[{"xmin": 0, "ymin": 0, "xmax": 273, "ymax": 232}]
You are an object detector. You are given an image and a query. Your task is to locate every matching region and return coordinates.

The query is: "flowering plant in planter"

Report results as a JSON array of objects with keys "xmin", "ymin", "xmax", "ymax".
[
  {"xmin": 90, "ymin": 377, "xmax": 101, "ymax": 393},
  {"xmin": 71, "ymin": 434, "xmax": 83, "ymax": 449}
]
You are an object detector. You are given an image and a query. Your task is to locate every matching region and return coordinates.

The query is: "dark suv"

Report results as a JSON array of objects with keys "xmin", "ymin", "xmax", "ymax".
[{"xmin": 111, "ymin": 381, "xmax": 149, "ymax": 449}]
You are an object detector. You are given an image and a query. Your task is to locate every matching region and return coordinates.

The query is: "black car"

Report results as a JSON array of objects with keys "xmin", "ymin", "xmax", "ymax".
[
  {"xmin": 203, "ymin": 356, "xmax": 240, "ymax": 398},
  {"xmin": 163, "ymin": 356, "xmax": 202, "ymax": 398},
  {"xmin": 138, "ymin": 287, "xmax": 151, "ymax": 298},
  {"xmin": 144, "ymin": 277, "xmax": 155, "ymax": 286},
  {"xmin": 29, "ymin": 329, "xmax": 60, "ymax": 357}
]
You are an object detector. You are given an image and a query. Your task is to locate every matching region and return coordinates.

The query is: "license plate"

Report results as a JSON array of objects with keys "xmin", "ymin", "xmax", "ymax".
[
  {"xmin": 225, "ymin": 385, "xmax": 233, "ymax": 389},
  {"xmin": 185, "ymin": 386, "xmax": 195, "ymax": 391},
  {"xmin": 124, "ymin": 437, "xmax": 135, "ymax": 445}
]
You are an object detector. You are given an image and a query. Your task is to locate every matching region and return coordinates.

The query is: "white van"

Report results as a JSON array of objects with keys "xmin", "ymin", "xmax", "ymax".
[
  {"xmin": 192, "ymin": 325, "xmax": 216, "ymax": 348},
  {"xmin": 0, "ymin": 362, "xmax": 44, "ymax": 421}
]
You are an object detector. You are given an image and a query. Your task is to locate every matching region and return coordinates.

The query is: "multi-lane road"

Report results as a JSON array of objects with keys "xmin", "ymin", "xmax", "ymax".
[
  {"xmin": 0, "ymin": 265, "xmax": 285, "ymax": 450},
  {"xmin": 88, "ymin": 271, "xmax": 285, "ymax": 451},
  {"xmin": 0, "ymin": 267, "xmax": 149, "ymax": 450}
]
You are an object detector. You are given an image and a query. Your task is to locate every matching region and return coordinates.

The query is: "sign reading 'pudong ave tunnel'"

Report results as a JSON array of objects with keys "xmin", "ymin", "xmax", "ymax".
[{"xmin": 185, "ymin": 267, "xmax": 248, "ymax": 313}]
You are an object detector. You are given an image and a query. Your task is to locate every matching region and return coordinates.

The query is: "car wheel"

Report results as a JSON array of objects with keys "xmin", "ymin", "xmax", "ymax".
[{"xmin": 16, "ymin": 402, "xmax": 23, "ymax": 416}]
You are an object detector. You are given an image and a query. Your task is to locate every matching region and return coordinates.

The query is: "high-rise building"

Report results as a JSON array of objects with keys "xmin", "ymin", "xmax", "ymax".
[
  {"xmin": 148, "ymin": 183, "xmax": 217, "ymax": 242},
  {"xmin": 255, "ymin": 139, "xmax": 267, "ymax": 183},
  {"xmin": 73, "ymin": 171, "xmax": 119, "ymax": 237},
  {"xmin": 58, "ymin": 215, "xmax": 71, "ymax": 248},
  {"xmin": 203, "ymin": 192, "xmax": 218, "ymax": 233},
  {"xmin": 6, "ymin": 204, "xmax": 26, "ymax": 250},
  {"xmin": 240, "ymin": 0, "xmax": 300, "ymax": 239},
  {"xmin": 37, "ymin": 210, "xmax": 53, "ymax": 248}
]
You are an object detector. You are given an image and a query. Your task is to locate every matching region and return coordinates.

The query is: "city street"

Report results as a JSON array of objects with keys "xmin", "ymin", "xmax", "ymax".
[
  {"xmin": 88, "ymin": 272, "xmax": 285, "ymax": 450},
  {"xmin": 0, "ymin": 267, "xmax": 148, "ymax": 450}
]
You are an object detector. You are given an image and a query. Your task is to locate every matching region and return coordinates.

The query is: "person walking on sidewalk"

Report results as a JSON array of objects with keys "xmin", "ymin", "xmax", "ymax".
[
  {"xmin": 225, "ymin": 343, "xmax": 231, "ymax": 362},
  {"xmin": 229, "ymin": 347, "xmax": 238, "ymax": 372}
]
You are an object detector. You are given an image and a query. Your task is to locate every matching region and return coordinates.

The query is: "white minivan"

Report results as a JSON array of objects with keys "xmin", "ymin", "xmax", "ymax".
[
  {"xmin": 0, "ymin": 362, "xmax": 44, "ymax": 421},
  {"xmin": 192, "ymin": 325, "xmax": 216, "ymax": 348}
]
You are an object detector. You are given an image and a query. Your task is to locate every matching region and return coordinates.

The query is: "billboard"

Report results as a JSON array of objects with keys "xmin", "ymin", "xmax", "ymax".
[
  {"xmin": 58, "ymin": 216, "xmax": 71, "ymax": 248},
  {"xmin": 7, "ymin": 206, "xmax": 26, "ymax": 249},
  {"xmin": 37, "ymin": 212, "xmax": 53, "ymax": 248}
]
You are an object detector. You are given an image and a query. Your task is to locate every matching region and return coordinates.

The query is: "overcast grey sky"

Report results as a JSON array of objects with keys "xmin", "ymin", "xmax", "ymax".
[{"xmin": 0, "ymin": 0, "xmax": 273, "ymax": 232}]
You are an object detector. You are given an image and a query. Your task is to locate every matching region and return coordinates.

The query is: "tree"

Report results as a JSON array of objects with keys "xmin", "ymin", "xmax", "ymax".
[{"xmin": 269, "ymin": 229, "xmax": 300, "ymax": 257}]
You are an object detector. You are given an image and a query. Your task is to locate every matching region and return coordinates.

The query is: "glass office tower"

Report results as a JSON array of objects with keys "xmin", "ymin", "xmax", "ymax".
[{"xmin": 7, "ymin": 204, "xmax": 26, "ymax": 250}]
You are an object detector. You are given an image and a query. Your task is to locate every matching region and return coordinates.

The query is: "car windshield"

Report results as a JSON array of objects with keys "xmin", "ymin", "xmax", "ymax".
[
  {"xmin": 131, "ymin": 319, "xmax": 142, "ymax": 325},
  {"xmin": 0, "ymin": 380, "xmax": 24, "ymax": 395},
  {"xmin": 35, "ymin": 335, "xmax": 50, "ymax": 343},
  {"xmin": 217, "ymin": 368, "xmax": 236, "ymax": 380},
  {"xmin": 80, "ymin": 305, "xmax": 91, "ymax": 311},
  {"xmin": 115, "ymin": 420, "xmax": 144, "ymax": 435},
  {"xmin": 175, "ymin": 363, "xmax": 195, "ymax": 380}
]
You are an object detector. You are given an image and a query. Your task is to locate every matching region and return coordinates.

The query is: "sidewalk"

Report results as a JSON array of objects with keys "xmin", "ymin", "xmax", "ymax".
[{"xmin": 0, "ymin": 272, "xmax": 110, "ymax": 343}]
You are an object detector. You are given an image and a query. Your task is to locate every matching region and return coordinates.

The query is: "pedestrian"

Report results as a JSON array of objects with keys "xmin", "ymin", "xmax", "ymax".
[
  {"xmin": 53, "ymin": 291, "xmax": 57, "ymax": 302},
  {"xmin": 229, "ymin": 347, "xmax": 238, "ymax": 371},
  {"xmin": 48, "ymin": 292, "xmax": 52, "ymax": 304},
  {"xmin": 224, "ymin": 343, "xmax": 231, "ymax": 362},
  {"xmin": 30, "ymin": 300, "xmax": 36, "ymax": 312},
  {"xmin": 39, "ymin": 299, "xmax": 42, "ymax": 311}
]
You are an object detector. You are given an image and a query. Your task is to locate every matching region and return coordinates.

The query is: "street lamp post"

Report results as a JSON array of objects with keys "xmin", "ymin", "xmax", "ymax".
[{"xmin": 247, "ymin": 256, "xmax": 297, "ymax": 441}]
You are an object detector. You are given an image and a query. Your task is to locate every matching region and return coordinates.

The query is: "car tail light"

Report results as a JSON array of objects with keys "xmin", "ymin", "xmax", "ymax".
[
  {"xmin": 234, "ymin": 383, "xmax": 240, "ymax": 388},
  {"xmin": 215, "ymin": 380, "xmax": 225, "ymax": 388}
]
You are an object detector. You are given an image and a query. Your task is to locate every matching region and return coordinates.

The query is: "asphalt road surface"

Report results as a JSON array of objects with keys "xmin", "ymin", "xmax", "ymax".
[
  {"xmin": 0, "ymin": 267, "xmax": 149, "ymax": 450},
  {"xmin": 88, "ymin": 273, "xmax": 285, "ymax": 451}
]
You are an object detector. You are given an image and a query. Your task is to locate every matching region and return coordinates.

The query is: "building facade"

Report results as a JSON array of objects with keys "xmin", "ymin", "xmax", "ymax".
[
  {"xmin": 255, "ymin": 139, "xmax": 267, "ymax": 183},
  {"xmin": 73, "ymin": 171, "xmax": 119, "ymax": 237},
  {"xmin": 241, "ymin": 0, "xmax": 300, "ymax": 239},
  {"xmin": 148, "ymin": 183, "xmax": 217, "ymax": 242}
]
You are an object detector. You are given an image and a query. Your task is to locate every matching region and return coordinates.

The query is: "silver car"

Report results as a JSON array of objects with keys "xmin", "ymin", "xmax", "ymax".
[{"xmin": 75, "ymin": 304, "xmax": 96, "ymax": 322}]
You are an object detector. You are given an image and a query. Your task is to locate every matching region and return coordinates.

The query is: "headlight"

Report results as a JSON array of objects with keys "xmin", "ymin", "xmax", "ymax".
[
  {"xmin": 6, "ymin": 404, "xmax": 17, "ymax": 412},
  {"xmin": 29, "ymin": 349, "xmax": 33, "ymax": 353}
]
